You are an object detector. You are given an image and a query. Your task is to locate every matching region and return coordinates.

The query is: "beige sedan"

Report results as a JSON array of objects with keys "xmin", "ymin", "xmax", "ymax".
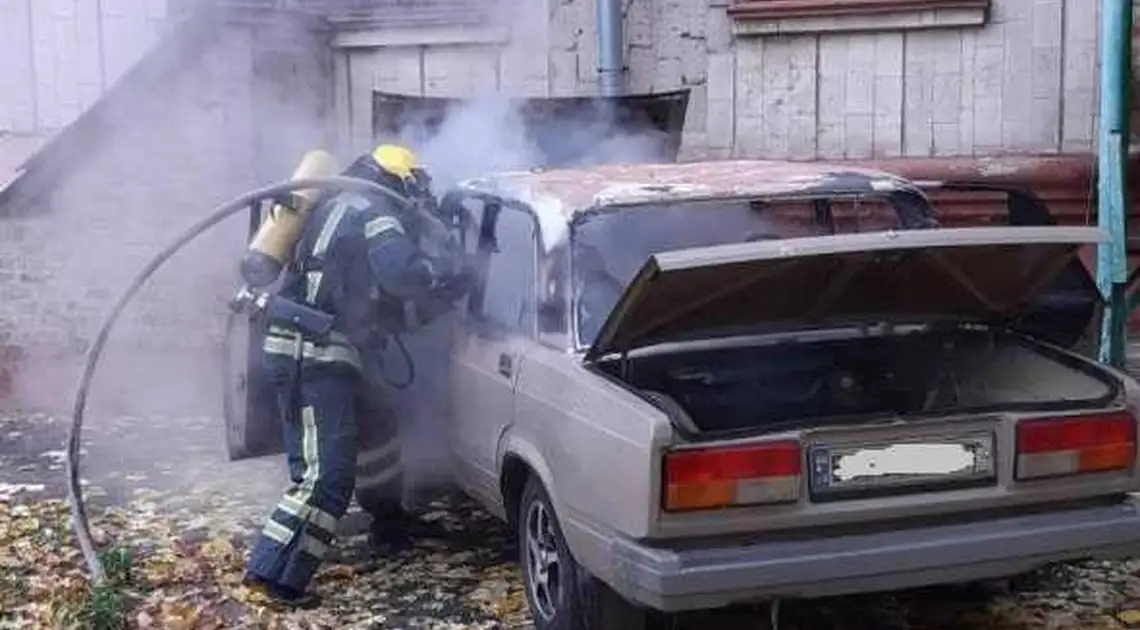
[{"xmin": 436, "ymin": 160, "xmax": 1140, "ymax": 630}]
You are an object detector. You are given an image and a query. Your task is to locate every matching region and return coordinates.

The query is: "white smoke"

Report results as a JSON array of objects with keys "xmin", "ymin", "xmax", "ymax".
[
  {"xmin": 0, "ymin": 0, "xmax": 683, "ymax": 503},
  {"xmin": 392, "ymin": 94, "xmax": 672, "ymax": 194},
  {"xmin": 355, "ymin": 0, "xmax": 685, "ymax": 500}
]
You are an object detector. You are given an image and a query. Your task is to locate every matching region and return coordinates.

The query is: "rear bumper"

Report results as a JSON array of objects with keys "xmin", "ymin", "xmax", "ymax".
[{"xmin": 607, "ymin": 499, "xmax": 1140, "ymax": 612}]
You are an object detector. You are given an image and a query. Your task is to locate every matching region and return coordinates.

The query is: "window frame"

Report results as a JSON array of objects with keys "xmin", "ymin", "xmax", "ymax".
[
  {"xmin": 726, "ymin": 0, "xmax": 991, "ymax": 35},
  {"xmin": 535, "ymin": 242, "xmax": 573, "ymax": 346},
  {"xmin": 464, "ymin": 193, "xmax": 542, "ymax": 341}
]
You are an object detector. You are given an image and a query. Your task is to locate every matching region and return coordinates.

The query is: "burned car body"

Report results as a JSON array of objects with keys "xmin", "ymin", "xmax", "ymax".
[{"xmin": 437, "ymin": 160, "xmax": 1140, "ymax": 628}]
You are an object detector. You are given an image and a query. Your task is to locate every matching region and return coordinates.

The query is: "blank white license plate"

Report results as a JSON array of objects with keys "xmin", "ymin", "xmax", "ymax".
[{"xmin": 808, "ymin": 432, "xmax": 996, "ymax": 500}]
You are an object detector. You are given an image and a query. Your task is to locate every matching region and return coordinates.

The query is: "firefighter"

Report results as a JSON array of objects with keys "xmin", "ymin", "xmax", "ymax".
[{"xmin": 243, "ymin": 144, "xmax": 471, "ymax": 608}]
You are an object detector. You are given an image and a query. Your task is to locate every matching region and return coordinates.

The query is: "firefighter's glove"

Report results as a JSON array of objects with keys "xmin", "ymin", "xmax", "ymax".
[{"xmin": 433, "ymin": 266, "xmax": 476, "ymax": 304}]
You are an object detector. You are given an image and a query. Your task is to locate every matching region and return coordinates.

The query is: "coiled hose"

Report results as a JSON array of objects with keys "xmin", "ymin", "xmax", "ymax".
[{"xmin": 68, "ymin": 176, "xmax": 411, "ymax": 585}]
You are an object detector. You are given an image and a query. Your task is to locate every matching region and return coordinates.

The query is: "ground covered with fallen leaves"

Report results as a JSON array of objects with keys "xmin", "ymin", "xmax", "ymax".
[{"xmin": 6, "ymin": 409, "xmax": 1140, "ymax": 630}]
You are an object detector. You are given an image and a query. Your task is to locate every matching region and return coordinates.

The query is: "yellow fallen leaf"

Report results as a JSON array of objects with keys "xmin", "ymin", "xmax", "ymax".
[
  {"xmin": 232, "ymin": 584, "xmax": 271, "ymax": 606},
  {"xmin": 1119, "ymin": 609, "xmax": 1140, "ymax": 626},
  {"xmin": 159, "ymin": 600, "xmax": 200, "ymax": 630},
  {"xmin": 13, "ymin": 517, "xmax": 41, "ymax": 535},
  {"xmin": 200, "ymin": 537, "xmax": 238, "ymax": 564},
  {"xmin": 320, "ymin": 564, "xmax": 356, "ymax": 580}
]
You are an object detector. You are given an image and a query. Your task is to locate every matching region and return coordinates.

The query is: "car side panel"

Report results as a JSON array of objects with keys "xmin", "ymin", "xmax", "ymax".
[
  {"xmin": 508, "ymin": 343, "xmax": 673, "ymax": 584},
  {"xmin": 450, "ymin": 330, "xmax": 524, "ymax": 514}
]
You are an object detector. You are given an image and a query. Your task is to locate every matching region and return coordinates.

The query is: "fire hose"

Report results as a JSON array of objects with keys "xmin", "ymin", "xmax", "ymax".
[{"xmin": 67, "ymin": 176, "xmax": 414, "ymax": 585}]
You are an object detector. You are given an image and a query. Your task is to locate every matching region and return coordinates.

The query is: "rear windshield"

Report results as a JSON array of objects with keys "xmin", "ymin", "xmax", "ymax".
[{"xmin": 571, "ymin": 192, "xmax": 934, "ymax": 347}]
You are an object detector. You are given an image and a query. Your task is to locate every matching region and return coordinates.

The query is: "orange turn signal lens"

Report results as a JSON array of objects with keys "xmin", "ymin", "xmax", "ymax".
[
  {"xmin": 1077, "ymin": 441, "xmax": 1135, "ymax": 473},
  {"xmin": 665, "ymin": 480, "xmax": 737, "ymax": 512}
]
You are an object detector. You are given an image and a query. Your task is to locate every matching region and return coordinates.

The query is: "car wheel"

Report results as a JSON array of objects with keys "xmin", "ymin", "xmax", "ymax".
[{"xmin": 518, "ymin": 476, "xmax": 670, "ymax": 630}]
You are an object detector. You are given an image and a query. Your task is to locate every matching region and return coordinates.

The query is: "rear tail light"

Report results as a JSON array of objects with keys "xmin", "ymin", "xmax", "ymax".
[
  {"xmin": 1015, "ymin": 411, "xmax": 1137, "ymax": 480},
  {"xmin": 663, "ymin": 440, "xmax": 801, "ymax": 512}
]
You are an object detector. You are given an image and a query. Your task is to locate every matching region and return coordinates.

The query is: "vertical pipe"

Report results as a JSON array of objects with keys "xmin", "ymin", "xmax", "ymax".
[
  {"xmin": 95, "ymin": 0, "xmax": 107, "ymax": 93},
  {"xmin": 24, "ymin": 0, "xmax": 39, "ymax": 132},
  {"xmin": 596, "ymin": 0, "xmax": 625, "ymax": 97},
  {"xmin": 1096, "ymin": 0, "xmax": 1133, "ymax": 367}
]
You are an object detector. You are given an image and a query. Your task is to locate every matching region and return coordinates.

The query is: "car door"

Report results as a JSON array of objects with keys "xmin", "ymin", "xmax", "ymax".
[
  {"xmin": 226, "ymin": 200, "xmax": 286, "ymax": 460},
  {"xmin": 451, "ymin": 197, "xmax": 539, "ymax": 504}
]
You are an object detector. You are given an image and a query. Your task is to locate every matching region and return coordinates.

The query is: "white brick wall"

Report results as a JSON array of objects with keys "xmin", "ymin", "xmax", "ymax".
[
  {"xmin": 332, "ymin": 0, "xmax": 1106, "ymax": 161},
  {"xmin": 709, "ymin": 0, "xmax": 1105, "ymax": 159},
  {"xmin": 0, "ymin": 0, "xmax": 175, "ymax": 135},
  {"xmin": 0, "ymin": 16, "xmax": 332, "ymax": 412},
  {"xmin": 0, "ymin": 0, "xmax": 1122, "ymax": 178},
  {"xmin": 0, "ymin": 1, "xmax": 37, "ymax": 133}
]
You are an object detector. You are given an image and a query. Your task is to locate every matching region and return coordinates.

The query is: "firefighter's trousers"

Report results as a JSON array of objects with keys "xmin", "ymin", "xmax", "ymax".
[
  {"xmin": 246, "ymin": 353, "xmax": 359, "ymax": 594},
  {"xmin": 353, "ymin": 377, "xmax": 406, "ymax": 524}
]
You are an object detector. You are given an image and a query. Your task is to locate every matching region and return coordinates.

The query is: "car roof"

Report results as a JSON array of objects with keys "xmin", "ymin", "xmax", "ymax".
[{"xmin": 456, "ymin": 159, "xmax": 923, "ymax": 219}]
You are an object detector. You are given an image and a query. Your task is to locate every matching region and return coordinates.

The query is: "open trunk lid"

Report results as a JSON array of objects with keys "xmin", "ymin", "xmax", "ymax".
[{"xmin": 584, "ymin": 226, "xmax": 1103, "ymax": 361}]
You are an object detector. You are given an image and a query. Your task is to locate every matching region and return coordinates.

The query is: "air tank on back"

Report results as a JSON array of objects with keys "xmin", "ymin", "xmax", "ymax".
[{"xmin": 240, "ymin": 150, "xmax": 340, "ymax": 288}]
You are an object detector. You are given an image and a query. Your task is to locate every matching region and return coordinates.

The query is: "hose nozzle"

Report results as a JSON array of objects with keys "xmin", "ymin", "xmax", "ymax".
[{"xmin": 229, "ymin": 285, "xmax": 268, "ymax": 315}]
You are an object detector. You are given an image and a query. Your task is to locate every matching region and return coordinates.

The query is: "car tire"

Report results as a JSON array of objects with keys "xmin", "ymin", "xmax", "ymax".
[{"xmin": 518, "ymin": 476, "xmax": 670, "ymax": 630}]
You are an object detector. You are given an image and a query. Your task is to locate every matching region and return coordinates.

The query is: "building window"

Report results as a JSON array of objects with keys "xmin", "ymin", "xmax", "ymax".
[{"xmin": 727, "ymin": 0, "xmax": 991, "ymax": 36}]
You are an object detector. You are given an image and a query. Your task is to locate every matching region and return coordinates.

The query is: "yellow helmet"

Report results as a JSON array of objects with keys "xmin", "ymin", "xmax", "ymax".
[{"xmin": 371, "ymin": 144, "xmax": 420, "ymax": 181}]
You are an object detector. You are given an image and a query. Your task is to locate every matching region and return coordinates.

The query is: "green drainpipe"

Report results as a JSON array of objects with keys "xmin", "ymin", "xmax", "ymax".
[{"xmin": 1097, "ymin": 0, "xmax": 1133, "ymax": 367}]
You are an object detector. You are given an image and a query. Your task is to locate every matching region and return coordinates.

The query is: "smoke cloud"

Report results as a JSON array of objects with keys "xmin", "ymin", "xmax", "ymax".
[
  {"xmin": 0, "ymin": 8, "xmax": 332, "ymax": 504},
  {"xmin": 352, "ymin": 0, "xmax": 682, "ymax": 500},
  {"xmin": 0, "ymin": 0, "xmax": 678, "ymax": 505},
  {"xmin": 398, "ymin": 93, "xmax": 671, "ymax": 194}
]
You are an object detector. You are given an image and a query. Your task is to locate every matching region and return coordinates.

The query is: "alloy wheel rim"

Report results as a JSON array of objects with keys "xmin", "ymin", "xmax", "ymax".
[{"xmin": 525, "ymin": 500, "xmax": 561, "ymax": 621}]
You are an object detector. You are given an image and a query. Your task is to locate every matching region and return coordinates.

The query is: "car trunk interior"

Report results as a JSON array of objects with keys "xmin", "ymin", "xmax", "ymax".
[{"xmin": 595, "ymin": 327, "xmax": 1119, "ymax": 436}]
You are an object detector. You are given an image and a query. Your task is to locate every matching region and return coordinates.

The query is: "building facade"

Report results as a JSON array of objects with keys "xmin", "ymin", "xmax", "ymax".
[
  {"xmin": 0, "ymin": 1, "xmax": 1115, "ymax": 157},
  {"xmin": 0, "ymin": 0, "xmax": 1129, "ymax": 408}
]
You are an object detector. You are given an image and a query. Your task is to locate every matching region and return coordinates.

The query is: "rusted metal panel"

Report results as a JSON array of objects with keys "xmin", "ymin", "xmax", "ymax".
[
  {"xmin": 467, "ymin": 160, "xmax": 917, "ymax": 215},
  {"xmin": 455, "ymin": 154, "xmax": 1137, "ymax": 234},
  {"xmin": 863, "ymin": 154, "xmax": 1140, "ymax": 227},
  {"xmin": 472, "ymin": 154, "xmax": 1138, "ymax": 227},
  {"xmin": 727, "ymin": 0, "xmax": 991, "ymax": 21},
  {"xmin": 862, "ymin": 154, "xmax": 1140, "ymax": 332},
  {"xmin": 868, "ymin": 155, "xmax": 1097, "ymax": 198}
]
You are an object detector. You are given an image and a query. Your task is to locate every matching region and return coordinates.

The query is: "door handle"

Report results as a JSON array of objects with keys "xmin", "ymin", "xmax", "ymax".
[{"xmin": 498, "ymin": 353, "xmax": 513, "ymax": 378}]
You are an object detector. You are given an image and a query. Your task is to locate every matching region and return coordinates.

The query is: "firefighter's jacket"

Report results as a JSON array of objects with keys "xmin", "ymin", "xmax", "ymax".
[{"xmin": 263, "ymin": 187, "xmax": 440, "ymax": 372}]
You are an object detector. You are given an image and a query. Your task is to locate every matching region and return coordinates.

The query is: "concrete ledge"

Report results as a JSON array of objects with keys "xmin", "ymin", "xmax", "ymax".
[
  {"xmin": 332, "ymin": 25, "xmax": 510, "ymax": 49},
  {"xmin": 728, "ymin": 0, "xmax": 989, "ymax": 36}
]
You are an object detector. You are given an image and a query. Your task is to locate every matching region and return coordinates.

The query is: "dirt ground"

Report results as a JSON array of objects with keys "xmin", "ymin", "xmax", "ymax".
[{"xmin": 4, "ymin": 409, "xmax": 1140, "ymax": 630}]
